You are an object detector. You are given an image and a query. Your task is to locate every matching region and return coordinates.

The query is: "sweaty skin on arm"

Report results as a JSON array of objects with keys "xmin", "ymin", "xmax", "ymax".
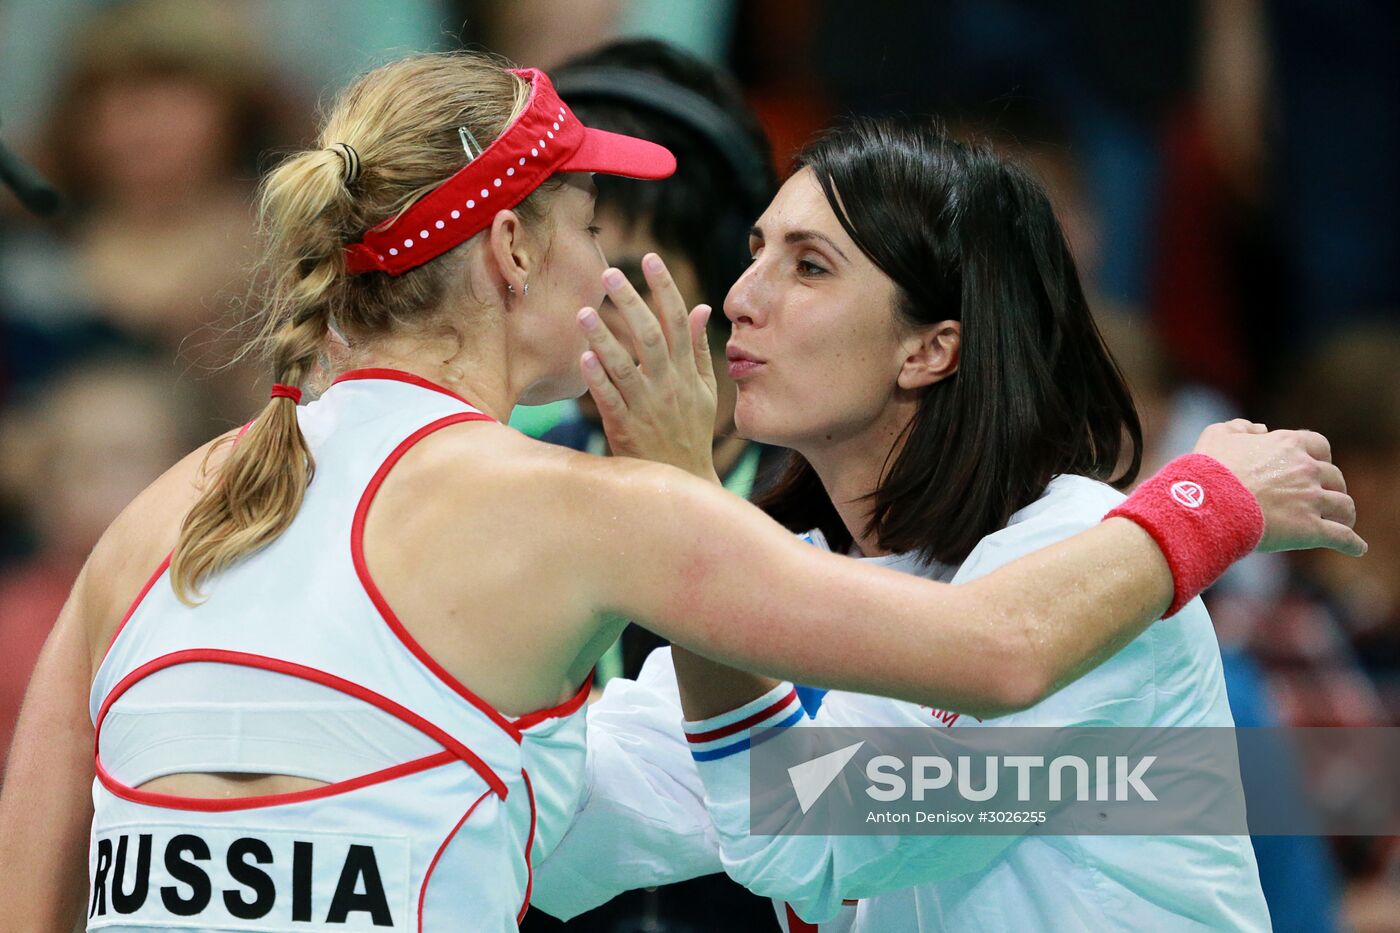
[{"xmin": 561, "ymin": 454, "xmax": 1172, "ymax": 719}]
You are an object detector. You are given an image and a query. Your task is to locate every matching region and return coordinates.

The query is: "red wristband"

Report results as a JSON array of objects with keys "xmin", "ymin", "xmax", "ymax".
[{"xmin": 1104, "ymin": 453, "xmax": 1264, "ymax": 616}]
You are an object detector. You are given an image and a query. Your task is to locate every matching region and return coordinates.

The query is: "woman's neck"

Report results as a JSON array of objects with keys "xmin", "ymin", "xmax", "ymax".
[
  {"xmin": 797, "ymin": 409, "xmax": 914, "ymax": 558},
  {"xmin": 348, "ymin": 333, "xmax": 517, "ymax": 423}
]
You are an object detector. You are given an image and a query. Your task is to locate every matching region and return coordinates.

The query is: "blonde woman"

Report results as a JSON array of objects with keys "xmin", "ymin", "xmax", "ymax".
[{"xmin": 0, "ymin": 53, "xmax": 1361, "ymax": 932}]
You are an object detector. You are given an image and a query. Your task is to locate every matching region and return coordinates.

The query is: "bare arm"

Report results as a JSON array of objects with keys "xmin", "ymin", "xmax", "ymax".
[
  {"xmin": 582, "ymin": 426, "xmax": 1361, "ymax": 720},
  {"xmin": 0, "ymin": 564, "xmax": 98, "ymax": 932},
  {"xmin": 576, "ymin": 255, "xmax": 790, "ymax": 718},
  {"xmin": 568, "ymin": 457, "xmax": 1168, "ymax": 718}
]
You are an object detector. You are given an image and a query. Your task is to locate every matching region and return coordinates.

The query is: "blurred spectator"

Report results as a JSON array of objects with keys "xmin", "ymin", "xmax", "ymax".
[
  {"xmin": 729, "ymin": 0, "xmax": 831, "ymax": 173},
  {"xmin": 1262, "ymin": 325, "xmax": 1400, "ymax": 720},
  {"xmin": 1223, "ymin": 647, "xmax": 1346, "ymax": 933},
  {"xmin": 1268, "ymin": 0, "xmax": 1400, "ymax": 342},
  {"xmin": 452, "ymin": 0, "xmax": 737, "ymax": 73},
  {"xmin": 454, "ymin": 0, "xmax": 622, "ymax": 72},
  {"xmin": 1, "ymin": 0, "xmax": 290, "ymax": 425},
  {"xmin": 0, "ymin": 355, "xmax": 201, "ymax": 772},
  {"xmin": 1204, "ymin": 325, "xmax": 1400, "ymax": 912},
  {"xmin": 1093, "ymin": 309, "xmax": 1250, "ymax": 496}
]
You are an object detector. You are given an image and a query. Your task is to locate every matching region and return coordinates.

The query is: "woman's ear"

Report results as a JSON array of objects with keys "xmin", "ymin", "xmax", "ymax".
[
  {"xmin": 897, "ymin": 320, "xmax": 960, "ymax": 390},
  {"xmin": 486, "ymin": 209, "xmax": 533, "ymax": 297}
]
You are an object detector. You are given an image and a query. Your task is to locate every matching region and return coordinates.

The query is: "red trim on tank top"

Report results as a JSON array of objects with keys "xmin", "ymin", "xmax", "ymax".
[
  {"xmin": 100, "ymin": 552, "xmax": 172, "ymax": 664},
  {"xmin": 331, "ymin": 368, "xmax": 481, "ymax": 407},
  {"xmin": 94, "ymin": 648, "xmax": 508, "ymax": 803},
  {"xmin": 418, "ymin": 786, "xmax": 495, "ymax": 932},
  {"xmin": 102, "ymin": 420, "xmax": 256, "ymax": 668},
  {"xmin": 352, "ymin": 413, "xmax": 526, "ymax": 743},
  {"xmin": 352, "ymin": 413, "xmax": 592, "ymax": 742},
  {"xmin": 517, "ymin": 769, "xmax": 538, "ymax": 925},
  {"xmin": 512, "ymin": 668, "xmax": 593, "ymax": 732}
]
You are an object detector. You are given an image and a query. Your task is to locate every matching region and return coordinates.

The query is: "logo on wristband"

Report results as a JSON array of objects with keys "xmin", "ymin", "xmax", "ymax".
[{"xmin": 1170, "ymin": 481, "xmax": 1205, "ymax": 509}]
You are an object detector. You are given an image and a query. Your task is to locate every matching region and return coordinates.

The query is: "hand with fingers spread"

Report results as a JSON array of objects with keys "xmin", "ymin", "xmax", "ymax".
[
  {"xmin": 576, "ymin": 253, "xmax": 721, "ymax": 480},
  {"xmin": 1193, "ymin": 419, "xmax": 1367, "ymax": 557}
]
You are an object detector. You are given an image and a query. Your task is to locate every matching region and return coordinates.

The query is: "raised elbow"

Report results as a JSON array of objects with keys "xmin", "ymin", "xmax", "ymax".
[
  {"xmin": 961, "ymin": 620, "xmax": 1057, "ymax": 718},
  {"xmin": 983, "ymin": 664, "xmax": 1054, "ymax": 717}
]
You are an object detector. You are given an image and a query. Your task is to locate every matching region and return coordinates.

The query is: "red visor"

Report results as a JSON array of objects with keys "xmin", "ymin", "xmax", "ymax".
[{"xmin": 344, "ymin": 68, "xmax": 676, "ymax": 277}]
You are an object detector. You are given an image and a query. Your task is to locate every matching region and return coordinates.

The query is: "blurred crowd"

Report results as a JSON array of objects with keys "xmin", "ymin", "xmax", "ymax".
[{"xmin": 1, "ymin": 1, "xmax": 1396, "ymax": 930}]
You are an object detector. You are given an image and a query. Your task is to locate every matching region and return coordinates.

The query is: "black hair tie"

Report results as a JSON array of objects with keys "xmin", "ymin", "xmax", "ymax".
[{"xmin": 329, "ymin": 143, "xmax": 361, "ymax": 186}]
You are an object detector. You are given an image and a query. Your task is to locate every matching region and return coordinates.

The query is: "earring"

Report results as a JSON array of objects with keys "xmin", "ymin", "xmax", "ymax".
[{"xmin": 508, "ymin": 282, "xmax": 529, "ymax": 296}]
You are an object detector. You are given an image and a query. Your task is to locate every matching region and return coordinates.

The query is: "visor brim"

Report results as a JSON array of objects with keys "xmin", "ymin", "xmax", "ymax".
[{"xmin": 562, "ymin": 127, "xmax": 677, "ymax": 180}]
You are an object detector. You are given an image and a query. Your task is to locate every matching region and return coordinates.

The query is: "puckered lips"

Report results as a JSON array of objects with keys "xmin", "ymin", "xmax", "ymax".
[{"xmin": 726, "ymin": 343, "xmax": 766, "ymax": 380}]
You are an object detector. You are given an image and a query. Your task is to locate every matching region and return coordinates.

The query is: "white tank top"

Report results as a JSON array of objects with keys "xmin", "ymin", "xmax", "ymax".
[{"xmin": 87, "ymin": 369, "xmax": 589, "ymax": 932}]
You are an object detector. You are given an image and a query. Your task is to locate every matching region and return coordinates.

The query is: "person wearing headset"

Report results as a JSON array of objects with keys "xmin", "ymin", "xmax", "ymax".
[
  {"xmin": 527, "ymin": 38, "xmax": 786, "ymax": 931},
  {"xmin": 544, "ymin": 41, "xmax": 783, "ymax": 688}
]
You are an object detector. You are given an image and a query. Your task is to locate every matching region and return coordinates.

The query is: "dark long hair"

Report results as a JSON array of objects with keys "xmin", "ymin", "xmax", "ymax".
[{"xmin": 755, "ymin": 117, "xmax": 1142, "ymax": 565}]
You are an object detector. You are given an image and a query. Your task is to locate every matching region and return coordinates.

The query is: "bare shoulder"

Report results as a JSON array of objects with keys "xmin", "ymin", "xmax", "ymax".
[
  {"xmin": 376, "ymin": 420, "xmax": 762, "ymax": 584},
  {"xmin": 81, "ymin": 428, "xmax": 243, "ymax": 667},
  {"xmin": 395, "ymin": 419, "xmax": 714, "ymax": 516}
]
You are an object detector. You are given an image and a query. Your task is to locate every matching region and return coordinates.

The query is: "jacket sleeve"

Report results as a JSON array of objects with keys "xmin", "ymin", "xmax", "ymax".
[
  {"xmin": 685, "ymin": 684, "xmax": 1019, "ymax": 924},
  {"xmin": 530, "ymin": 648, "xmax": 725, "ymax": 920}
]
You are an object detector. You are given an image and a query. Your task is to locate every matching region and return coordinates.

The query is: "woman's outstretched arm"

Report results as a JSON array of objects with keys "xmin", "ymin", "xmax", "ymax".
[{"xmin": 563, "ymin": 420, "xmax": 1356, "ymax": 720}]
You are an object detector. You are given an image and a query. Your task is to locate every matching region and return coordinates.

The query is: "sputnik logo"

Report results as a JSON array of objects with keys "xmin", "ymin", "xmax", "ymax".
[
  {"xmin": 1170, "ymin": 481, "xmax": 1205, "ymax": 509},
  {"xmin": 788, "ymin": 741, "xmax": 865, "ymax": 813}
]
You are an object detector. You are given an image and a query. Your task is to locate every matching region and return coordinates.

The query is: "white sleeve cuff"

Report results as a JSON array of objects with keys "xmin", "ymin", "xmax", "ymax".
[{"xmin": 682, "ymin": 681, "xmax": 804, "ymax": 762}]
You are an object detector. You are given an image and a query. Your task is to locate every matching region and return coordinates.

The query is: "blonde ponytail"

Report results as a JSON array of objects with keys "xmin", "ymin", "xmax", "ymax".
[
  {"xmin": 170, "ymin": 52, "xmax": 546, "ymax": 603},
  {"xmin": 170, "ymin": 150, "xmax": 344, "ymax": 603}
]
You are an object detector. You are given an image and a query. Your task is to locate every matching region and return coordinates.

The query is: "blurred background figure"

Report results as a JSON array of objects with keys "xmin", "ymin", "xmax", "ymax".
[
  {"xmin": 0, "ymin": 356, "xmax": 201, "ymax": 771},
  {"xmin": 1211, "ymin": 324, "xmax": 1400, "ymax": 931},
  {"xmin": 0, "ymin": 1, "xmax": 1396, "ymax": 929},
  {"xmin": 44, "ymin": 0, "xmax": 265, "ymax": 346},
  {"xmin": 1211, "ymin": 326, "xmax": 1400, "ymax": 731},
  {"xmin": 1, "ymin": 0, "xmax": 289, "ymax": 424}
]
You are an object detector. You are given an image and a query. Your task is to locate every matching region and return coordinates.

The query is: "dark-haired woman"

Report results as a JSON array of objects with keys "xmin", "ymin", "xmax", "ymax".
[{"xmin": 535, "ymin": 120, "xmax": 1289, "ymax": 930}]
